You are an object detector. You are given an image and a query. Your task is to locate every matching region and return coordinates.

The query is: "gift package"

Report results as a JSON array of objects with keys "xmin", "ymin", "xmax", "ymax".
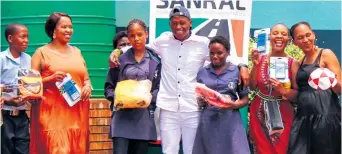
[
  {"xmin": 195, "ymin": 83, "xmax": 232, "ymax": 108},
  {"xmin": 17, "ymin": 69, "xmax": 43, "ymax": 99},
  {"xmin": 114, "ymin": 79, "xmax": 152, "ymax": 110},
  {"xmin": 269, "ymin": 57, "xmax": 290, "ymax": 83},
  {"xmin": 264, "ymin": 98, "xmax": 284, "ymax": 135},
  {"xmin": 56, "ymin": 73, "xmax": 81, "ymax": 107},
  {"xmin": 254, "ymin": 28, "xmax": 270, "ymax": 54}
]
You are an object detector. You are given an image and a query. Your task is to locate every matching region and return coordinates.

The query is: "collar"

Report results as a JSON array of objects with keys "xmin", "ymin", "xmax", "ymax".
[
  {"xmin": 4, "ymin": 48, "xmax": 22, "ymax": 64},
  {"xmin": 205, "ymin": 62, "xmax": 236, "ymax": 75},
  {"xmin": 168, "ymin": 31, "xmax": 202, "ymax": 43},
  {"xmin": 126, "ymin": 48, "xmax": 150, "ymax": 63}
]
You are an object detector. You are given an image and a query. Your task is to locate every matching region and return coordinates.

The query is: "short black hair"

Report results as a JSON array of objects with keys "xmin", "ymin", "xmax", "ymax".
[
  {"xmin": 45, "ymin": 12, "xmax": 72, "ymax": 39},
  {"xmin": 113, "ymin": 31, "xmax": 128, "ymax": 49},
  {"xmin": 126, "ymin": 19, "xmax": 147, "ymax": 32},
  {"xmin": 290, "ymin": 21, "xmax": 312, "ymax": 39},
  {"xmin": 209, "ymin": 36, "xmax": 231, "ymax": 54},
  {"xmin": 4, "ymin": 23, "xmax": 26, "ymax": 42}
]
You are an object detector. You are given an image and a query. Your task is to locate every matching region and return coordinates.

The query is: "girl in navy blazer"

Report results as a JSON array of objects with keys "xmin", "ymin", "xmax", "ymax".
[{"xmin": 108, "ymin": 19, "xmax": 161, "ymax": 154}]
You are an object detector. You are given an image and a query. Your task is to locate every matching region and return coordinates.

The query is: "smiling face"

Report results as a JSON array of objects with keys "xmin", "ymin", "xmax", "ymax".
[
  {"xmin": 127, "ymin": 23, "xmax": 148, "ymax": 51},
  {"xmin": 270, "ymin": 24, "xmax": 290, "ymax": 53},
  {"xmin": 292, "ymin": 24, "xmax": 316, "ymax": 53},
  {"xmin": 169, "ymin": 16, "xmax": 192, "ymax": 41},
  {"xmin": 209, "ymin": 42, "xmax": 229, "ymax": 67},
  {"xmin": 54, "ymin": 16, "xmax": 73, "ymax": 44}
]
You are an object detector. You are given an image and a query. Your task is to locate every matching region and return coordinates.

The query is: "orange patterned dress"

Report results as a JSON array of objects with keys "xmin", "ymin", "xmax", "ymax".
[{"xmin": 30, "ymin": 45, "xmax": 90, "ymax": 154}]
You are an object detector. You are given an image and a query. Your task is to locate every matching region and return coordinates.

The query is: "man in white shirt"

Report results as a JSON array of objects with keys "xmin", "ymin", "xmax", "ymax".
[{"xmin": 109, "ymin": 6, "xmax": 249, "ymax": 154}]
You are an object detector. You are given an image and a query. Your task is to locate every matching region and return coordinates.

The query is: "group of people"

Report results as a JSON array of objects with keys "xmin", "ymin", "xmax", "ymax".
[
  {"xmin": 106, "ymin": 6, "xmax": 341, "ymax": 154},
  {"xmin": 0, "ymin": 5, "xmax": 340, "ymax": 154},
  {"xmin": 249, "ymin": 22, "xmax": 341, "ymax": 154}
]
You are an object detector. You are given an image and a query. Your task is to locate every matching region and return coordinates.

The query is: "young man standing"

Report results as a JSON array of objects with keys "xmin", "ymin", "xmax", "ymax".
[{"xmin": 0, "ymin": 23, "xmax": 30, "ymax": 154}]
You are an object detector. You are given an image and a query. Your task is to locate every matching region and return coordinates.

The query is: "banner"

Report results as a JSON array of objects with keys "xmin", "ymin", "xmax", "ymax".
[
  {"xmin": 149, "ymin": 0, "xmax": 253, "ymax": 64},
  {"xmin": 149, "ymin": 0, "xmax": 253, "ymax": 144}
]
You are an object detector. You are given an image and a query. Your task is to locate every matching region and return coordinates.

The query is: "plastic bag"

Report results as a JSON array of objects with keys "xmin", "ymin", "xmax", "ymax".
[
  {"xmin": 264, "ymin": 100, "xmax": 284, "ymax": 135},
  {"xmin": 195, "ymin": 83, "xmax": 232, "ymax": 108},
  {"xmin": 17, "ymin": 69, "xmax": 43, "ymax": 99},
  {"xmin": 114, "ymin": 79, "xmax": 152, "ymax": 110}
]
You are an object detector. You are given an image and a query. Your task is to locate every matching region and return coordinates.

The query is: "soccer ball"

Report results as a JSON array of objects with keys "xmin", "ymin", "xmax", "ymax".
[{"xmin": 308, "ymin": 68, "xmax": 337, "ymax": 90}]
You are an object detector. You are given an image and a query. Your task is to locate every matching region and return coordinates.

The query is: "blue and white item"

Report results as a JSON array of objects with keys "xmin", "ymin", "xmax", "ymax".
[
  {"xmin": 56, "ymin": 73, "xmax": 81, "ymax": 107},
  {"xmin": 254, "ymin": 28, "xmax": 270, "ymax": 54}
]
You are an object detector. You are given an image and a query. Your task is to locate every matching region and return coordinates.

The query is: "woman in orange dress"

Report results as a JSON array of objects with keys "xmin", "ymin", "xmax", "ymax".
[{"xmin": 30, "ymin": 12, "xmax": 92, "ymax": 154}]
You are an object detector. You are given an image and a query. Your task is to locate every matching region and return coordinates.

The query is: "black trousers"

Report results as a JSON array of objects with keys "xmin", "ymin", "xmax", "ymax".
[
  {"xmin": 113, "ymin": 137, "xmax": 149, "ymax": 154},
  {"xmin": 1, "ymin": 110, "xmax": 30, "ymax": 154}
]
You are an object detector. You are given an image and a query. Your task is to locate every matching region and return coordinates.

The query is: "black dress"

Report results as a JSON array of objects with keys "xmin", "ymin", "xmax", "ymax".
[{"xmin": 288, "ymin": 49, "xmax": 341, "ymax": 154}]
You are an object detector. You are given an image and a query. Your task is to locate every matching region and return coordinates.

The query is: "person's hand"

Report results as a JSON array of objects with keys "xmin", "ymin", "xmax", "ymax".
[
  {"xmin": 81, "ymin": 84, "xmax": 92, "ymax": 101},
  {"xmin": 3, "ymin": 96, "xmax": 27, "ymax": 107},
  {"xmin": 51, "ymin": 71, "xmax": 67, "ymax": 82},
  {"xmin": 219, "ymin": 99, "xmax": 236, "ymax": 109},
  {"xmin": 26, "ymin": 98, "xmax": 43, "ymax": 105},
  {"xmin": 251, "ymin": 49, "xmax": 260, "ymax": 66},
  {"xmin": 109, "ymin": 49, "xmax": 121, "ymax": 68},
  {"xmin": 239, "ymin": 67, "xmax": 249, "ymax": 89},
  {"xmin": 217, "ymin": 94, "xmax": 234, "ymax": 109},
  {"xmin": 269, "ymin": 78, "xmax": 285, "ymax": 94},
  {"xmin": 196, "ymin": 96, "xmax": 207, "ymax": 107}
]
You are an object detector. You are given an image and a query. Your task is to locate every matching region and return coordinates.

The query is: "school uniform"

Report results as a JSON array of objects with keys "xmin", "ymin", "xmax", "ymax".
[
  {"xmin": 192, "ymin": 62, "xmax": 250, "ymax": 154},
  {"xmin": 109, "ymin": 47, "xmax": 161, "ymax": 154},
  {"xmin": 0, "ymin": 48, "xmax": 31, "ymax": 154}
]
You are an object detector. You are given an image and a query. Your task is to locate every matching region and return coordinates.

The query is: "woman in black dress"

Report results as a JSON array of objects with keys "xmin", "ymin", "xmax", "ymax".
[{"xmin": 288, "ymin": 21, "xmax": 341, "ymax": 154}]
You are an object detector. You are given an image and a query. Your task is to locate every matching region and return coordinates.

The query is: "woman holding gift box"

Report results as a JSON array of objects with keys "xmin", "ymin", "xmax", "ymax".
[
  {"xmin": 287, "ymin": 21, "xmax": 341, "ymax": 154},
  {"xmin": 30, "ymin": 12, "xmax": 92, "ymax": 154},
  {"xmin": 109, "ymin": 19, "xmax": 161, "ymax": 154},
  {"xmin": 249, "ymin": 23, "xmax": 300, "ymax": 154},
  {"xmin": 192, "ymin": 36, "xmax": 250, "ymax": 154}
]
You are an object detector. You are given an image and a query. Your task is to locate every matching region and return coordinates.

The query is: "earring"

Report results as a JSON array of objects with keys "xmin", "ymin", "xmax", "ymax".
[{"xmin": 53, "ymin": 33, "xmax": 56, "ymax": 39}]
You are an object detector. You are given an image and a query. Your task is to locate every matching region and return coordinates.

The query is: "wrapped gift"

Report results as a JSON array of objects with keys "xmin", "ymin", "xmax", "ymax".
[
  {"xmin": 195, "ymin": 83, "xmax": 232, "ymax": 108},
  {"xmin": 114, "ymin": 80, "xmax": 152, "ymax": 110},
  {"xmin": 17, "ymin": 69, "xmax": 43, "ymax": 99}
]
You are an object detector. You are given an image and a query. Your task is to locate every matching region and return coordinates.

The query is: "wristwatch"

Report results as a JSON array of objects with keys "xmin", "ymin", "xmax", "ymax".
[{"xmin": 238, "ymin": 63, "xmax": 248, "ymax": 70}]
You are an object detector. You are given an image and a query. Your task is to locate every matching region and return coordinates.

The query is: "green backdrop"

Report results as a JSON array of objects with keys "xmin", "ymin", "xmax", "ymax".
[{"xmin": 1, "ymin": 1, "xmax": 116, "ymax": 97}]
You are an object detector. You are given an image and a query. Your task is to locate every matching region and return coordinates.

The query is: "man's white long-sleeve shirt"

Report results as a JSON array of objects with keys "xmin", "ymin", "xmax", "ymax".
[
  {"xmin": 148, "ymin": 32, "xmax": 209, "ymax": 112},
  {"xmin": 148, "ymin": 32, "xmax": 241, "ymax": 112}
]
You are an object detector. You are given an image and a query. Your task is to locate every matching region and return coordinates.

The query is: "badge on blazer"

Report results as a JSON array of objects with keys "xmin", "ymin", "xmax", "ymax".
[
  {"xmin": 154, "ymin": 70, "xmax": 158, "ymax": 78},
  {"xmin": 228, "ymin": 82, "xmax": 236, "ymax": 90}
]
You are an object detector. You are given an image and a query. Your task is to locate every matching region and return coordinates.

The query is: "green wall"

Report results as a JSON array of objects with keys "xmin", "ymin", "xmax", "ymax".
[{"xmin": 1, "ymin": 1, "xmax": 116, "ymax": 97}]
